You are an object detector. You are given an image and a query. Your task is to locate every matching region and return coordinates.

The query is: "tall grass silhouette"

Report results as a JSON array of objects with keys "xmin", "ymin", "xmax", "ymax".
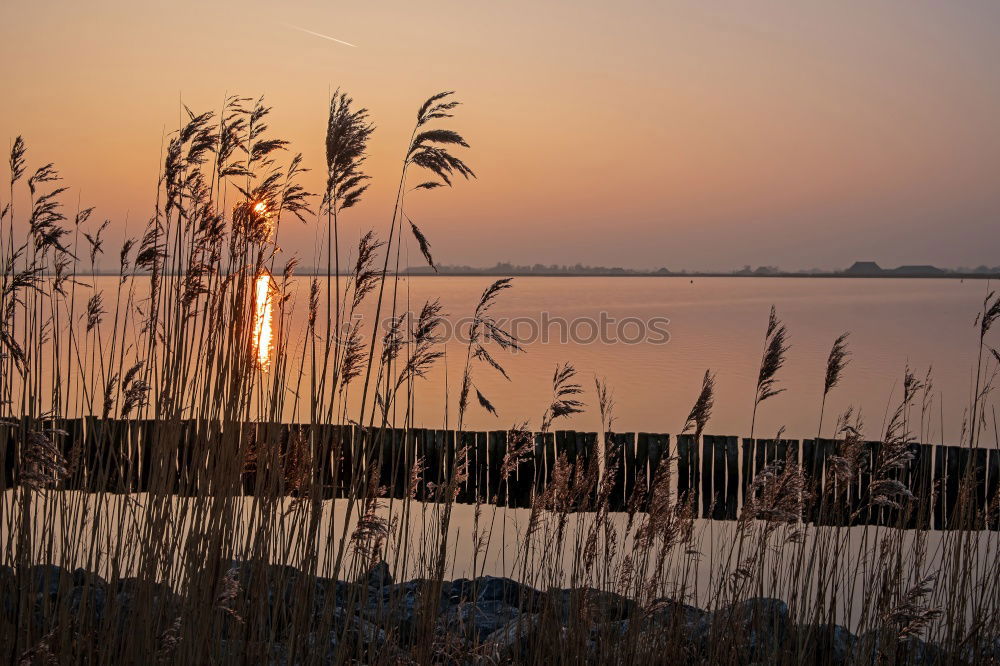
[{"xmin": 0, "ymin": 91, "xmax": 998, "ymax": 665}]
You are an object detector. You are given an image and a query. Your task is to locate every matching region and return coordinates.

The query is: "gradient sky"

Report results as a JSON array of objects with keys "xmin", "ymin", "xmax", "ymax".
[{"xmin": 2, "ymin": 0, "xmax": 999, "ymax": 271}]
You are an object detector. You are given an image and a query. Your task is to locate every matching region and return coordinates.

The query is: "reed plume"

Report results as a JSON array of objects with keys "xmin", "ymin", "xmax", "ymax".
[
  {"xmin": 751, "ymin": 305, "xmax": 790, "ymax": 438},
  {"xmin": 540, "ymin": 362, "xmax": 585, "ymax": 433},
  {"xmin": 683, "ymin": 369, "xmax": 716, "ymax": 441},
  {"xmin": 818, "ymin": 332, "xmax": 850, "ymax": 437},
  {"xmin": 404, "ymin": 92, "xmax": 475, "ymax": 271},
  {"xmin": 457, "ymin": 278, "xmax": 521, "ymax": 428}
]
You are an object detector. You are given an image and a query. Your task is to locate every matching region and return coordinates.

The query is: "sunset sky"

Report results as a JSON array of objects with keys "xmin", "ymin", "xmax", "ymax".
[{"xmin": 2, "ymin": 0, "xmax": 999, "ymax": 271}]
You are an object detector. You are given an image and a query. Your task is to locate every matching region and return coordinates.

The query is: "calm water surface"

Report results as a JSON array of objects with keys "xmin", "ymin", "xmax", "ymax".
[
  {"xmin": 69, "ymin": 276, "xmax": 992, "ymax": 444},
  {"xmin": 328, "ymin": 276, "xmax": 988, "ymax": 443}
]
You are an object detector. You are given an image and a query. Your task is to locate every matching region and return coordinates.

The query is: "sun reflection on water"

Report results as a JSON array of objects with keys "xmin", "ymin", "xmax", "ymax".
[{"xmin": 252, "ymin": 271, "xmax": 275, "ymax": 368}]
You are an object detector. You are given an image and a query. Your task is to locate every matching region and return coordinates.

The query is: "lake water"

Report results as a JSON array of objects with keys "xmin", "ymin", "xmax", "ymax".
[
  {"xmin": 49, "ymin": 275, "xmax": 995, "ymax": 445},
  {"xmin": 300, "ymin": 275, "xmax": 991, "ymax": 444}
]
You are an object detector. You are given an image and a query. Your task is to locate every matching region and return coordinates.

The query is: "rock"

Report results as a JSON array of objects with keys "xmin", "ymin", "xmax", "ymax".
[
  {"xmin": 356, "ymin": 561, "xmax": 393, "ymax": 590},
  {"xmin": 365, "ymin": 578, "xmax": 451, "ymax": 645},
  {"xmin": 302, "ymin": 608, "xmax": 399, "ymax": 664},
  {"xmin": 707, "ymin": 598, "xmax": 789, "ymax": 662},
  {"xmin": 899, "ymin": 636, "xmax": 945, "ymax": 665},
  {"xmin": 854, "ymin": 630, "xmax": 945, "ymax": 665},
  {"xmin": 27, "ymin": 564, "xmax": 71, "ymax": 600},
  {"xmin": 1, "ymin": 565, "xmax": 14, "ymax": 619},
  {"xmin": 962, "ymin": 635, "xmax": 1000, "ymax": 663},
  {"xmin": 611, "ymin": 598, "xmax": 708, "ymax": 656},
  {"xmin": 448, "ymin": 576, "xmax": 544, "ymax": 612},
  {"xmin": 24, "ymin": 565, "xmax": 73, "ymax": 634},
  {"xmin": 105, "ymin": 577, "xmax": 180, "ymax": 655},
  {"xmin": 113, "ymin": 577, "xmax": 178, "ymax": 618},
  {"xmin": 226, "ymin": 561, "xmax": 346, "ymax": 640},
  {"xmin": 646, "ymin": 597, "xmax": 707, "ymax": 632},
  {"xmin": 547, "ymin": 587, "xmax": 635, "ymax": 625},
  {"xmin": 312, "ymin": 576, "xmax": 350, "ymax": 623},
  {"xmin": 68, "ymin": 577, "xmax": 109, "ymax": 627},
  {"xmin": 482, "ymin": 613, "xmax": 543, "ymax": 662},
  {"xmin": 798, "ymin": 623, "xmax": 856, "ymax": 665},
  {"xmin": 440, "ymin": 599, "xmax": 522, "ymax": 643}
]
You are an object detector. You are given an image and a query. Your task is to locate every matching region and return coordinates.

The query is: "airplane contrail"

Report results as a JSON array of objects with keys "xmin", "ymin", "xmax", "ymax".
[{"xmin": 283, "ymin": 23, "xmax": 357, "ymax": 48}]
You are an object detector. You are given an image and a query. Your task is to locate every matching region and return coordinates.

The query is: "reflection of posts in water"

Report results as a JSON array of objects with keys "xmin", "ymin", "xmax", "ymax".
[{"xmin": 4, "ymin": 418, "xmax": 997, "ymax": 532}]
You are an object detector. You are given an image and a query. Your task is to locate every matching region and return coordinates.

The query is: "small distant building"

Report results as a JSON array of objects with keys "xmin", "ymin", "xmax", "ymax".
[
  {"xmin": 890, "ymin": 265, "xmax": 946, "ymax": 276},
  {"xmin": 844, "ymin": 261, "xmax": 883, "ymax": 275}
]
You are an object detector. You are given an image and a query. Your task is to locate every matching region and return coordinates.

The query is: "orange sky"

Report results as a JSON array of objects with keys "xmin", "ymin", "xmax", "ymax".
[{"xmin": 2, "ymin": 0, "xmax": 1000, "ymax": 271}]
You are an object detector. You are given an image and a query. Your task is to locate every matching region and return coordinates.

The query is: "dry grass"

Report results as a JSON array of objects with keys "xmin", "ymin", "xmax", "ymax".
[{"xmin": 0, "ymin": 92, "xmax": 999, "ymax": 665}]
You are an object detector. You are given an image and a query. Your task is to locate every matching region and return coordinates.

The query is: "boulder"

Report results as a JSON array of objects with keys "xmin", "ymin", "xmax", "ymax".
[
  {"xmin": 440, "ymin": 599, "xmax": 522, "ymax": 643},
  {"xmin": 27, "ymin": 564, "xmax": 72, "ymax": 600},
  {"xmin": 0, "ymin": 565, "xmax": 14, "ymax": 619},
  {"xmin": 612, "ymin": 598, "xmax": 709, "ymax": 656},
  {"xmin": 355, "ymin": 561, "xmax": 393, "ymax": 590},
  {"xmin": 365, "ymin": 578, "xmax": 451, "ymax": 645},
  {"xmin": 226, "ymin": 561, "xmax": 346, "ymax": 640},
  {"xmin": 323, "ymin": 607, "xmax": 392, "ymax": 660},
  {"xmin": 448, "ymin": 576, "xmax": 544, "ymax": 612},
  {"xmin": 547, "ymin": 587, "xmax": 635, "ymax": 625},
  {"xmin": 797, "ymin": 623, "xmax": 857, "ymax": 665},
  {"xmin": 855, "ymin": 630, "xmax": 945, "ymax": 666},
  {"xmin": 482, "ymin": 613, "xmax": 543, "ymax": 662},
  {"xmin": 962, "ymin": 635, "xmax": 1000, "ymax": 663},
  {"xmin": 707, "ymin": 598, "xmax": 790, "ymax": 663},
  {"xmin": 68, "ymin": 575, "xmax": 109, "ymax": 627}
]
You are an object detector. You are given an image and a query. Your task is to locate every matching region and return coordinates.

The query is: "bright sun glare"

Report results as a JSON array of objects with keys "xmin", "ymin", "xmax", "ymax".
[{"xmin": 252, "ymin": 271, "xmax": 275, "ymax": 368}]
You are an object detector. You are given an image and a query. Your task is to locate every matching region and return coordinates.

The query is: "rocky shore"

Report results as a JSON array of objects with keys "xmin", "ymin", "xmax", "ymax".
[{"xmin": 2, "ymin": 562, "xmax": 996, "ymax": 664}]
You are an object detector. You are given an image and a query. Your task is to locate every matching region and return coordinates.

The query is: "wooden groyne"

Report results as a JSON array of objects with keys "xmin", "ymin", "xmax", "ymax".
[{"xmin": 2, "ymin": 419, "xmax": 998, "ymax": 531}]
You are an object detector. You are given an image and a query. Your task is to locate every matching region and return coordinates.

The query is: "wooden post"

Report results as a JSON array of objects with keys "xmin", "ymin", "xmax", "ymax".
[
  {"xmin": 623, "ymin": 432, "xmax": 638, "ymax": 505},
  {"xmin": 647, "ymin": 434, "xmax": 665, "ymax": 483},
  {"xmin": 828, "ymin": 438, "xmax": 844, "ymax": 525},
  {"xmin": 506, "ymin": 430, "xmax": 533, "ymax": 509},
  {"xmin": 1, "ymin": 421, "xmax": 13, "ymax": 490},
  {"xmin": 933, "ymin": 444, "xmax": 946, "ymax": 530},
  {"xmin": 532, "ymin": 432, "xmax": 550, "ymax": 497},
  {"xmin": 709, "ymin": 436, "xmax": 726, "ymax": 520},
  {"xmin": 907, "ymin": 444, "xmax": 933, "ymax": 530},
  {"xmin": 701, "ymin": 435, "xmax": 713, "ymax": 519},
  {"xmin": 60, "ymin": 418, "xmax": 85, "ymax": 491},
  {"xmin": 801, "ymin": 439, "xmax": 816, "ymax": 487},
  {"xmin": 635, "ymin": 433, "xmax": 650, "ymax": 512},
  {"xmin": 315, "ymin": 424, "xmax": 334, "ymax": 499},
  {"xmin": 487, "ymin": 430, "xmax": 506, "ymax": 505},
  {"xmin": 756, "ymin": 438, "xmax": 769, "ymax": 486},
  {"xmin": 606, "ymin": 432, "xmax": 627, "ymax": 512},
  {"xmin": 456, "ymin": 431, "xmax": 477, "ymax": 504},
  {"xmin": 578, "ymin": 431, "xmax": 599, "ymax": 508},
  {"xmin": 336, "ymin": 425, "xmax": 353, "ymax": 498},
  {"xmin": 542, "ymin": 432, "xmax": 556, "ymax": 496},
  {"xmin": 677, "ymin": 434, "xmax": 694, "ymax": 508},
  {"xmin": 429, "ymin": 429, "xmax": 445, "ymax": 500},
  {"xmin": 740, "ymin": 437, "xmax": 754, "ymax": 508},
  {"xmin": 440, "ymin": 430, "xmax": 456, "ymax": 503},
  {"xmin": 987, "ymin": 449, "xmax": 999, "ymax": 531},
  {"xmin": 473, "ymin": 432, "xmax": 488, "ymax": 503},
  {"xmin": 725, "ymin": 436, "xmax": 738, "ymax": 520},
  {"xmin": 945, "ymin": 445, "xmax": 961, "ymax": 530},
  {"xmin": 973, "ymin": 448, "xmax": 987, "ymax": 530}
]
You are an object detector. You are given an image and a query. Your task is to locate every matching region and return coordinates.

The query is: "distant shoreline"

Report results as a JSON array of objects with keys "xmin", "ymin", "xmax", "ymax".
[
  {"xmin": 397, "ymin": 271, "xmax": 999, "ymax": 279},
  {"xmin": 51, "ymin": 270, "xmax": 1000, "ymax": 279}
]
